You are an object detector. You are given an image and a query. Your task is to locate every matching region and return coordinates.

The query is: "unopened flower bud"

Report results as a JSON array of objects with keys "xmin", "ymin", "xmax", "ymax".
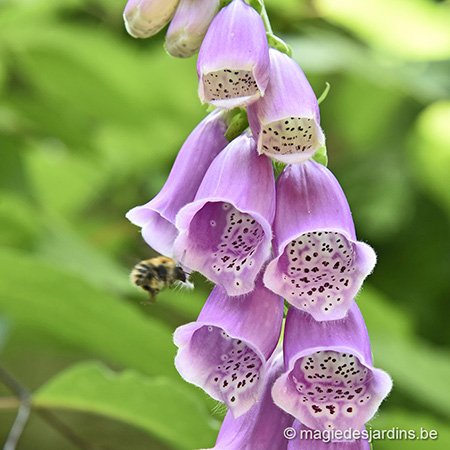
[
  {"xmin": 123, "ymin": 0, "xmax": 180, "ymax": 39},
  {"xmin": 165, "ymin": 0, "xmax": 220, "ymax": 58}
]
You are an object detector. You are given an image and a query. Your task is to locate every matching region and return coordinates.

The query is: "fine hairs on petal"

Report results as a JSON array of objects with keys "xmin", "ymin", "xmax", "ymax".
[
  {"xmin": 264, "ymin": 161, "xmax": 376, "ymax": 321},
  {"xmin": 174, "ymin": 281, "xmax": 284, "ymax": 417},
  {"xmin": 209, "ymin": 349, "xmax": 295, "ymax": 450},
  {"xmin": 272, "ymin": 304, "xmax": 393, "ymax": 432}
]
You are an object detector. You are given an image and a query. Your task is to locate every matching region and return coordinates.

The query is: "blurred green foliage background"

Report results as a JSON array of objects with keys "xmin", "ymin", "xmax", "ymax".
[{"xmin": 0, "ymin": 0, "xmax": 449, "ymax": 448}]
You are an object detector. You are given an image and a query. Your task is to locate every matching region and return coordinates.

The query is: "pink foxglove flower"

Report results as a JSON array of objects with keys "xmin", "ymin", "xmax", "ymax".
[
  {"xmin": 247, "ymin": 48, "xmax": 325, "ymax": 164},
  {"xmin": 203, "ymin": 349, "xmax": 294, "ymax": 449},
  {"xmin": 272, "ymin": 302, "xmax": 392, "ymax": 432},
  {"xmin": 173, "ymin": 132, "xmax": 275, "ymax": 296},
  {"xmin": 174, "ymin": 278, "xmax": 284, "ymax": 418},
  {"xmin": 165, "ymin": 0, "xmax": 221, "ymax": 58},
  {"xmin": 126, "ymin": 109, "xmax": 228, "ymax": 256},
  {"xmin": 264, "ymin": 160, "xmax": 376, "ymax": 321},
  {"xmin": 124, "ymin": 0, "xmax": 180, "ymax": 38},
  {"xmin": 197, "ymin": 0, "xmax": 270, "ymax": 109}
]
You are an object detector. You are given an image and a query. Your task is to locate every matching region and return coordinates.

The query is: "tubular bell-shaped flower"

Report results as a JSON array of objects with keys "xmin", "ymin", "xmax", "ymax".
[
  {"xmin": 197, "ymin": 0, "xmax": 270, "ymax": 109},
  {"xmin": 174, "ymin": 278, "xmax": 284, "ymax": 418},
  {"xmin": 272, "ymin": 302, "xmax": 392, "ymax": 432},
  {"xmin": 264, "ymin": 160, "xmax": 376, "ymax": 321},
  {"xmin": 287, "ymin": 422, "xmax": 370, "ymax": 450},
  {"xmin": 165, "ymin": 0, "xmax": 221, "ymax": 58},
  {"xmin": 124, "ymin": 0, "xmax": 180, "ymax": 39},
  {"xmin": 126, "ymin": 109, "xmax": 229, "ymax": 256},
  {"xmin": 203, "ymin": 349, "xmax": 293, "ymax": 449},
  {"xmin": 173, "ymin": 132, "xmax": 275, "ymax": 296},
  {"xmin": 247, "ymin": 48, "xmax": 325, "ymax": 164}
]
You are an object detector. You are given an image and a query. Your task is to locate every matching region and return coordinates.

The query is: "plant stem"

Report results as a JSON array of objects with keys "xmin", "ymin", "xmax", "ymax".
[
  {"xmin": 0, "ymin": 365, "xmax": 31, "ymax": 450},
  {"xmin": 259, "ymin": 1, "xmax": 273, "ymax": 35}
]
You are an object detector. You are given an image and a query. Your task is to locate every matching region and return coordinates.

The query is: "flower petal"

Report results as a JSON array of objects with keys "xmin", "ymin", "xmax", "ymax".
[
  {"xmin": 174, "ymin": 279, "xmax": 284, "ymax": 418},
  {"xmin": 197, "ymin": 0, "xmax": 270, "ymax": 109},
  {"xmin": 124, "ymin": 0, "xmax": 180, "ymax": 39},
  {"xmin": 165, "ymin": 0, "xmax": 221, "ymax": 58},
  {"xmin": 205, "ymin": 349, "xmax": 294, "ymax": 449},
  {"xmin": 126, "ymin": 109, "xmax": 229, "ymax": 256},
  {"xmin": 247, "ymin": 48, "xmax": 325, "ymax": 164},
  {"xmin": 272, "ymin": 302, "xmax": 393, "ymax": 432},
  {"xmin": 174, "ymin": 133, "xmax": 275, "ymax": 295},
  {"xmin": 264, "ymin": 160, "xmax": 376, "ymax": 320}
]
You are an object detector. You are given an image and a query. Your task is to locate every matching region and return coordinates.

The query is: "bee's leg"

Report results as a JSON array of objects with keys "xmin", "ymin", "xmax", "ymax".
[{"xmin": 141, "ymin": 285, "xmax": 158, "ymax": 305}]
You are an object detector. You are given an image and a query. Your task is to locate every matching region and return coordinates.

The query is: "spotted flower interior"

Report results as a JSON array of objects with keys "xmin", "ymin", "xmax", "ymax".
[
  {"xmin": 188, "ymin": 202, "xmax": 267, "ymax": 295},
  {"xmin": 191, "ymin": 325, "xmax": 263, "ymax": 416},
  {"xmin": 274, "ymin": 231, "xmax": 361, "ymax": 320},
  {"xmin": 289, "ymin": 350, "xmax": 376, "ymax": 431},
  {"xmin": 202, "ymin": 69, "xmax": 259, "ymax": 102},
  {"xmin": 260, "ymin": 117, "xmax": 322, "ymax": 161}
]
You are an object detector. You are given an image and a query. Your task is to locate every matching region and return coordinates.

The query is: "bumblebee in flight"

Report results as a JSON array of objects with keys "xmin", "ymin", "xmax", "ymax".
[{"xmin": 130, "ymin": 256, "xmax": 190, "ymax": 303}]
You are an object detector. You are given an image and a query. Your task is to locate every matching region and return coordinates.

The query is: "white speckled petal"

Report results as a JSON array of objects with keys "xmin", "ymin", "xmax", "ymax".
[
  {"xmin": 248, "ymin": 48, "xmax": 325, "ymax": 164},
  {"xmin": 174, "ymin": 279, "xmax": 284, "ymax": 418},
  {"xmin": 174, "ymin": 133, "xmax": 275, "ymax": 296},
  {"xmin": 272, "ymin": 303, "xmax": 392, "ymax": 432},
  {"xmin": 264, "ymin": 160, "xmax": 376, "ymax": 321},
  {"xmin": 203, "ymin": 350, "xmax": 294, "ymax": 449}
]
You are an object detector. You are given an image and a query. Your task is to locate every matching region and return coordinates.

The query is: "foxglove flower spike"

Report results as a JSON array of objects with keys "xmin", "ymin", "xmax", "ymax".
[
  {"xmin": 197, "ymin": 0, "xmax": 270, "ymax": 109},
  {"xmin": 264, "ymin": 160, "xmax": 376, "ymax": 321},
  {"xmin": 247, "ymin": 48, "xmax": 325, "ymax": 164},
  {"xmin": 165, "ymin": 0, "xmax": 221, "ymax": 58},
  {"xmin": 174, "ymin": 132, "xmax": 275, "ymax": 296},
  {"xmin": 174, "ymin": 278, "xmax": 284, "ymax": 418},
  {"xmin": 272, "ymin": 302, "xmax": 392, "ymax": 432},
  {"xmin": 124, "ymin": 0, "xmax": 180, "ymax": 39},
  {"xmin": 126, "ymin": 109, "xmax": 229, "ymax": 256}
]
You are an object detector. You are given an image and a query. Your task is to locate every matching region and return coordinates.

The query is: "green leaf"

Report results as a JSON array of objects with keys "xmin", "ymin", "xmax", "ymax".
[
  {"xmin": 34, "ymin": 361, "xmax": 219, "ymax": 450},
  {"xmin": 312, "ymin": 145, "xmax": 328, "ymax": 167},
  {"xmin": 409, "ymin": 100, "xmax": 450, "ymax": 219},
  {"xmin": 36, "ymin": 214, "xmax": 133, "ymax": 296},
  {"xmin": 267, "ymin": 34, "xmax": 292, "ymax": 57},
  {"xmin": 24, "ymin": 140, "xmax": 107, "ymax": 219},
  {"xmin": 290, "ymin": 30, "xmax": 449, "ymax": 103},
  {"xmin": 0, "ymin": 248, "xmax": 176, "ymax": 377},
  {"xmin": 0, "ymin": 192, "xmax": 40, "ymax": 251},
  {"xmin": 315, "ymin": 0, "xmax": 450, "ymax": 62},
  {"xmin": 369, "ymin": 409, "xmax": 450, "ymax": 449},
  {"xmin": 224, "ymin": 109, "xmax": 249, "ymax": 142}
]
